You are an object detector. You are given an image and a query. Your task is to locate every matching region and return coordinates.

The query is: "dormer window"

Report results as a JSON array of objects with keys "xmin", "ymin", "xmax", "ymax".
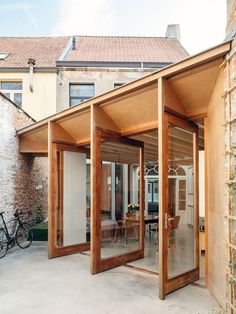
[{"xmin": 0, "ymin": 53, "xmax": 9, "ymax": 60}]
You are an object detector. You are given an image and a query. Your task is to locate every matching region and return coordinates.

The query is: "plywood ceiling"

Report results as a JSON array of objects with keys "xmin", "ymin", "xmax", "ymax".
[{"xmin": 168, "ymin": 58, "xmax": 223, "ymax": 117}]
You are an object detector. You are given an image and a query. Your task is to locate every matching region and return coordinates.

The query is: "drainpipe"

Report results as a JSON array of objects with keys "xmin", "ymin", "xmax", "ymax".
[{"xmin": 28, "ymin": 58, "xmax": 36, "ymax": 93}]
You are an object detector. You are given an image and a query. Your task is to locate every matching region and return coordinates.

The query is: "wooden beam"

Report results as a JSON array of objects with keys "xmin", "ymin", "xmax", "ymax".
[
  {"xmin": 163, "ymin": 79, "xmax": 187, "ymax": 116},
  {"xmin": 93, "ymin": 105, "xmax": 120, "ymax": 133},
  {"xmin": 51, "ymin": 122, "xmax": 76, "ymax": 143},
  {"xmin": 19, "ymin": 136, "xmax": 48, "ymax": 153}
]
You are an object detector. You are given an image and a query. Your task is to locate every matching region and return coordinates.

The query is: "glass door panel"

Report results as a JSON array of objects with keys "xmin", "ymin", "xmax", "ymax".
[
  {"xmin": 168, "ymin": 126, "xmax": 196, "ymax": 278},
  {"xmin": 50, "ymin": 144, "xmax": 90, "ymax": 258},
  {"xmin": 159, "ymin": 114, "xmax": 199, "ymax": 298},
  {"xmin": 91, "ymin": 130, "xmax": 145, "ymax": 273},
  {"xmin": 100, "ymin": 142, "xmax": 141, "ymax": 259}
]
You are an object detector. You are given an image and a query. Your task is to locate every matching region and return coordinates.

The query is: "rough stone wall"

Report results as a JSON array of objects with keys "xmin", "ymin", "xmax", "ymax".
[
  {"xmin": 0, "ymin": 94, "xmax": 48, "ymax": 226},
  {"xmin": 227, "ymin": 0, "xmax": 236, "ymax": 35}
]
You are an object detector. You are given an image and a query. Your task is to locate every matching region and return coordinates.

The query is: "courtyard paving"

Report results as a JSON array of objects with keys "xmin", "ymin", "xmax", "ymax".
[{"xmin": 0, "ymin": 242, "xmax": 221, "ymax": 314}]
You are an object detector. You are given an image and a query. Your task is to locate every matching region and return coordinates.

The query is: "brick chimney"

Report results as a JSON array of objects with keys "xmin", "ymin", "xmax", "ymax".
[
  {"xmin": 165, "ymin": 24, "xmax": 180, "ymax": 41},
  {"xmin": 226, "ymin": 0, "xmax": 236, "ymax": 39}
]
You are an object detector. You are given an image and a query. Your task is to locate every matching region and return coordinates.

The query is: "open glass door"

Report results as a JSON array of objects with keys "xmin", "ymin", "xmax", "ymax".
[
  {"xmin": 91, "ymin": 130, "xmax": 145, "ymax": 273},
  {"xmin": 49, "ymin": 143, "xmax": 90, "ymax": 258},
  {"xmin": 159, "ymin": 114, "xmax": 199, "ymax": 298}
]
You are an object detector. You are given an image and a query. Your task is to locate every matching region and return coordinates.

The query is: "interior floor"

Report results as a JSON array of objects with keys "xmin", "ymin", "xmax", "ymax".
[{"xmin": 100, "ymin": 225, "xmax": 205, "ymax": 284}]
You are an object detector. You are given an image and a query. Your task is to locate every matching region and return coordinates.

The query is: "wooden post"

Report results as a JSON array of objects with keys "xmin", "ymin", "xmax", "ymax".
[
  {"xmin": 90, "ymin": 105, "xmax": 101, "ymax": 274},
  {"xmin": 48, "ymin": 121, "xmax": 55, "ymax": 258},
  {"xmin": 158, "ymin": 77, "xmax": 168, "ymax": 299},
  {"xmin": 204, "ymin": 117, "xmax": 209, "ymax": 287}
]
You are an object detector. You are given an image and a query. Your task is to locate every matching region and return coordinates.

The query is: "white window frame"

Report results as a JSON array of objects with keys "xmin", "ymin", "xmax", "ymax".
[{"xmin": 0, "ymin": 81, "xmax": 22, "ymax": 107}]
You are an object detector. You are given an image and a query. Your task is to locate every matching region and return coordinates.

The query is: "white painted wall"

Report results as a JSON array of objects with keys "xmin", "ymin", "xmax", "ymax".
[
  {"xmin": 63, "ymin": 151, "xmax": 86, "ymax": 246},
  {"xmin": 0, "ymin": 72, "xmax": 57, "ymax": 120}
]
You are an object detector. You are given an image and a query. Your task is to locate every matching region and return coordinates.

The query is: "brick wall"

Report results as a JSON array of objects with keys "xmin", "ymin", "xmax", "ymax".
[{"xmin": 0, "ymin": 94, "xmax": 47, "ymax": 226}]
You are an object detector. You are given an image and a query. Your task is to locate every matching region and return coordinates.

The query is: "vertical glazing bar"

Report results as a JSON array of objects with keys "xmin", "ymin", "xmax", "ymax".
[{"xmin": 139, "ymin": 144, "xmax": 145, "ymax": 254}]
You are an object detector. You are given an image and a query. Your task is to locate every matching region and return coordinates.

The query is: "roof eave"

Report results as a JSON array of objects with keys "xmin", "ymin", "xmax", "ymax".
[{"xmin": 17, "ymin": 40, "xmax": 231, "ymax": 137}]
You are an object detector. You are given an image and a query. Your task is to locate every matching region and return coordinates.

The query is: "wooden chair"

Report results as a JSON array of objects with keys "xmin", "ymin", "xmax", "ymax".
[
  {"xmin": 113, "ymin": 219, "xmax": 125, "ymax": 243},
  {"xmin": 148, "ymin": 223, "xmax": 159, "ymax": 245},
  {"xmin": 125, "ymin": 213, "xmax": 139, "ymax": 243},
  {"xmin": 169, "ymin": 215, "xmax": 180, "ymax": 250}
]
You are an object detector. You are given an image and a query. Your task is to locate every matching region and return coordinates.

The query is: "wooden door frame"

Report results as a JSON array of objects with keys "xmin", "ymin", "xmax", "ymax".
[
  {"xmin": 159, "ymin": 112, "xmax": 199, "ymax": 298},
  {"xmin": 90, "ymin": 128, "xmax": 145, "ymax": 274},
  {"xmin": 48, "ymin": 141, "xmax": 90, "ymax": 258}
]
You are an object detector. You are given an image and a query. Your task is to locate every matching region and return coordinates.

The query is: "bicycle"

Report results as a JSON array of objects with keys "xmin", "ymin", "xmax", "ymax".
[{"xmin": 0, "ymin": 210, "xmax": 33, "ymax": 258}]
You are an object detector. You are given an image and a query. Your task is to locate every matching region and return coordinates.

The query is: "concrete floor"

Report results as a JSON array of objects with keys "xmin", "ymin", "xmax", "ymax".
[{"xmin": 0, "ymin": 242, "xmax": 221, "ymax": 314}]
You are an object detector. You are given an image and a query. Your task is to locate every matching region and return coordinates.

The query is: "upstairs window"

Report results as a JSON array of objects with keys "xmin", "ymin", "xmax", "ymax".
[
  {"xmin": 0, "ymin": 81, "xmax": 22, "ymax": 107},
  {"xmin": 69, "ymin": 83, "xmax": 94, "ymax": 107}
]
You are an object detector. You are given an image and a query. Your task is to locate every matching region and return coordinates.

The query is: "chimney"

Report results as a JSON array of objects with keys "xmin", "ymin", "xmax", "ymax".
[
  {"xmin": 72, "ymin": 36, "xmax": 76, "ymax": 50},
  {"xmin": 165, "ymin": 24, "xmax": 180, "ymax": 41}
]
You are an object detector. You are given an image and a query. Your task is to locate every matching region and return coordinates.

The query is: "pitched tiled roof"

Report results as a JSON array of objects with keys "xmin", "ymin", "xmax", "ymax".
[
  {"xmin": 0, "ymin": 37, "xmax": 69, "ymax": 68},
  {"xmin": 65, "ymin": 36, "xmax": 189, "ymax": 63}
]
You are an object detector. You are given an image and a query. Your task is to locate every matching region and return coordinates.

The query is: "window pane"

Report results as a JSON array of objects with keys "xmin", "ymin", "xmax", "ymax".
[
  {"xmin": 70, "ymin": 84, "xmax": 94, "ymax": 97},
  {"xmin": 168, "ymin": 126, "xmax": 195, "ymax": 278},
  {"xmin": 56, "ymin": 151, "xmax": 90, "ymax": 248},
  {"xmin": 70, "ymin": 98, "xmax": 83, "ymax": 106},
  {"xmin": 1, "ymin": 81, "xmax": 22, "ymax": 90},
  {"xmin": 2, "ymin": 92, "xmax": 10, "ymax": 99},
  {"xmin": 14, "ymin": 93, "xmax": 22, "ymax": 106},
  {"xmin": 101, "ymin": 142, "xmax": 140, "ymax": 259}
]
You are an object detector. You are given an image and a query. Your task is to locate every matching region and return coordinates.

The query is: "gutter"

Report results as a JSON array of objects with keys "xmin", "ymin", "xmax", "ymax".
[
  {"xmin": 0, "ymin": 67, "xmax": 58, "ymax": 73},
  {"xmin": 56, "ymin": 60, "xmax": 172, "ymax": 69}
]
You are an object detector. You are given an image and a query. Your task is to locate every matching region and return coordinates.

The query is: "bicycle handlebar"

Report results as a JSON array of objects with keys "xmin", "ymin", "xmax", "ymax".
[{"xmin": 14, "ymin": 210, "xmax": 32, "ymax": 218}]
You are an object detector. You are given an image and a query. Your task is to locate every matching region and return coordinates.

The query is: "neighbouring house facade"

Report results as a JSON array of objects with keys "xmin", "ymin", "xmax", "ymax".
[
  {"xmin": 0, "ymin": 93, "xmax": 47, "ymax": 223},
  {"xmin": 56, "ymin": 27, "xmax": 188, "ymax": 112},
  {"xmin": 0, "ymin": 37, "xmax": 69, "ymax": 120},
  {"xmin": 0, "ymin": 25, "xmax": 188, "ymax": 120}
]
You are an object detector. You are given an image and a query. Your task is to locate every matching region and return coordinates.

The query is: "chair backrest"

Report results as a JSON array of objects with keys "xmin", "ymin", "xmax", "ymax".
[
  {"xmin": 126, "ymin": 212, "xmax": 136, "ymax": 218},
  {"xmin": 170, "ymin": 216, "xmax": 180, "ymax": 230}
]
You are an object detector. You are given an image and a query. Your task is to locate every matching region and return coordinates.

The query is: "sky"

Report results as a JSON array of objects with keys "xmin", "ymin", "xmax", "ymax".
[{"xmin": 0, "ymin": 0, "xmax": 227, "ymax": 55}]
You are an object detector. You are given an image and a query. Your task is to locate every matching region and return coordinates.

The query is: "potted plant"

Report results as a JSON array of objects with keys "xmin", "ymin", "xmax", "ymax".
[{"xmin": 128, "ymin": 203, "xmax": 140, "ymax": 213}]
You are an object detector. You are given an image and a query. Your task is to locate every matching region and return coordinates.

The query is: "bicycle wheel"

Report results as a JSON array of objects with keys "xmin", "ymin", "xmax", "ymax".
[
  {"xmin": 0, "ymin": 229, "xmax": 8, "ymax": 258},
  {"xmin": 16, "ymin": 222, "xmax": 33, "ymax": 249}
]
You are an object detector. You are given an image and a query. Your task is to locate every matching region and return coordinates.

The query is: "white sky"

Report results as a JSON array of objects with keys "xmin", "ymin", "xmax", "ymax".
[{"xmin": 53, "ymin": 0, "xmax": 227, "ymax": 55}]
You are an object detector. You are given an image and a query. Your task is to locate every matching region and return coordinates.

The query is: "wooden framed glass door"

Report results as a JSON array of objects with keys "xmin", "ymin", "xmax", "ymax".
[
  {"xmin": 159, "ymin": 113, "xmax": 199, "ymax": 298},
  {"xmin": 91, "ymin": 129, "xmax": 145, "ymax": 273},
  {"xmin": 49, "ymin": 143, "xmax": 90, "ymax": 258}
]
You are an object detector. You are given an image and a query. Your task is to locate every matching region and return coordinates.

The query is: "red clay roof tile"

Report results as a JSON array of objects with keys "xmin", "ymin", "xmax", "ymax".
[
  {"xmin": 66, "ymin": 36, "xmax": 189, "ymax": 63},
  {"xmin": 0, "ymin": 37, "xmax": 69, "ymax": 68}
]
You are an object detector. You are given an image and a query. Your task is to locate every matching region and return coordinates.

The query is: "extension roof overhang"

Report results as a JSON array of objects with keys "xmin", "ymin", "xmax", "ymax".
[{"xmin": 17, "ymin": 40, "xmax": 231, "ymax": 154}]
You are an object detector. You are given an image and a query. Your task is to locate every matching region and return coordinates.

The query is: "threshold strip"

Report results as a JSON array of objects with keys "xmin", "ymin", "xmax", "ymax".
[
  {"xmin": 190, "ymin": 282, "xmax": 207, "ymax": 289},
  {"xmin": 123, "ymin": 264, "xmax": 159, "ymax": 276},
  {"xmin": 79, "ymin": 251, "xmax": 90, "ymax": 256}
]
